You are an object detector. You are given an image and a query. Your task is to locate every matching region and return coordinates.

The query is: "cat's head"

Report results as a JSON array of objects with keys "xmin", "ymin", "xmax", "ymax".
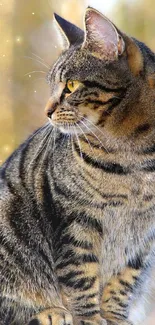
[{"xmin": 46, "ymin": 7, "xmax": 155, "ymax": 147}]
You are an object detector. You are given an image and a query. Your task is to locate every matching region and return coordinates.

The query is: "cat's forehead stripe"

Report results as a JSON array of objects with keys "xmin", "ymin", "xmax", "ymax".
[
  {"xmin": 53, "ymin": 61, "xmax": 64, "ymax": 83},
  {"xmin": 52, "ymin": 54, "xmax": 67, "ymax": 83},
  {"xmin": 53, "ymin": 50, "xmax": 74, "ymax": 83},
  {"xmin": 59, "ymin": 66, "xmax": 67, "ymax": 82},
  {"xmin": 59, "ymin": 51, "xmax": 75, "ymax": 81}
]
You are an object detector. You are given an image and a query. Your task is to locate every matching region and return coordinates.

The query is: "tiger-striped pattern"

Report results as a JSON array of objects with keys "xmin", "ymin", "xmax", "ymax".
[{"xmin": 1, "ymin": 7, "xmax": 155, "ymax": 325}]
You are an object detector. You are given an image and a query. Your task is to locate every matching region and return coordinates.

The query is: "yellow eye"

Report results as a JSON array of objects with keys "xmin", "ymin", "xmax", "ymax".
[{"xmin": 66, "ymin": 80, "xmax": 81, "ymax": 93}]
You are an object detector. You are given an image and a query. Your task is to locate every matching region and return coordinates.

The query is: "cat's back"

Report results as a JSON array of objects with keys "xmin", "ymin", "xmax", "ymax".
[
  {"xmin": 0, "ymin": 123, "xmax": 58, "ymax": 225},
  {"xmin": 0, "ymin": 124, "xmax": 54, "ymax": 189}
]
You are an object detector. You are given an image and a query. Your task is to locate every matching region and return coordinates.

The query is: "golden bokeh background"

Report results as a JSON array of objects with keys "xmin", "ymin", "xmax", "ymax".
[{"xmin": 1, "ymin": 0, "xmax": 155, "ymax": 164}]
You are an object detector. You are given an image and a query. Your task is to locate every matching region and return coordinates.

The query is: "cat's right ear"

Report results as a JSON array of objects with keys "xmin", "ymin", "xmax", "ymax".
[{"xmin": 53, "ymin": 13, "xmax": 84, "ymax": 50}]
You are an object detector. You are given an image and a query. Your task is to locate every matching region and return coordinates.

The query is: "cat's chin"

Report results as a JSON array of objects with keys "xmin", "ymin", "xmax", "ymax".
[
  {"xmin": 49, "ymin": 118, "xmax": 89, "ymax": 135},
  {"xmin": 49, "ymin": 118, "xmax": 100, "ymax": 136},
  {"xmin": 58, "ymin": 125, "xmax": 82, "ymax": 135}
]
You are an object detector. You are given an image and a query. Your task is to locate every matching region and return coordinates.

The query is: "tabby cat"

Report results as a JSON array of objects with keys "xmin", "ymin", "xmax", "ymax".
[{"xmin": 1, "ymin": 6, "xmax": 155, "ymax": 325}]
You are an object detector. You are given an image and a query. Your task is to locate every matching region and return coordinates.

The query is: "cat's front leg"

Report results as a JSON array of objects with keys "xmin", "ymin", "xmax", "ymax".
[
  {"xmin": 28, "ymin": 214, "xmax": 105, "ymax": 325},
  {"xmin": 101, "ymin": 266, "xmax": 140, "ymax": 325},
  {"xmin": 55, "ymin": 223, "xmax": 105, "ymax": 325},
  {"xmin": 29, "ymin": 214, "xmax": 105, "ymax": 325}
]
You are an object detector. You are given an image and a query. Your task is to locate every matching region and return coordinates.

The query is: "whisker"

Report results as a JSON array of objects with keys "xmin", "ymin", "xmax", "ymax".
[
  {"xmin": 52, "ymin": 125, "xmax": 58, "ymax": 157},
  {"xmin": 67, "ymin": 124, "xmax": 72, "ymax": 158},
  {"xmin": 31, "ymin": 52, "xmax": 50, "ymax": 66},
  {"xmin": 80, "ymin": 99, "xmax": 124, "ymax": 139},
  {"xmin": 75, "ymin": 123, "xmax": 98, "ymax": 162},
  {"xmin": 79, "ymin": 114, "xmax": 107, "ymax": 140},
  {"xmin": 37, "ymin": 128, "xmax": 53, "ymax": 175},
  {"xmin": 27, "ymin": 125, "xmax": 52, "ymax": 173},
  {"xmin": 24, "ymin": 71, "xmax": 46, "ymax": 77},
  {"xmin": 50, "ymin": 126, "xmax": 57, "ymax": 171},
  {"xmin": 113, "ymin": 95, "xmax": 122, "ymax": 100},
  {"xmin": 59, "ymin": 124, "xmax": 69, "ymax": 149},
  {"xmin": 27, "ymin": 122, "xmax": 51, "ymax": 143},
  {"xmin": 79, "ymin": 118, "xmax": 109, "ymax": 154},
  {"xmin": 70, "ymin": 129, "xmax": 76, "ymax": 161},
  {"xmin": 24, "ymin": 56, "xmax": 50, "ymax": 70},
  {"xmin": 73, "ymin": 126, "xmax": 83, "ymax": 161},
  {"xmin": 69, "ymin": 131, "xmax": 73, "ymax": 156}
]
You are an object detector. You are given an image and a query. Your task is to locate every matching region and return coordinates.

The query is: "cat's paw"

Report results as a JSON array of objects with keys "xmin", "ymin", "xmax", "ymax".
[{"xmin": 28, "ymin": 307, "xmax": 73, "ymax": 325}]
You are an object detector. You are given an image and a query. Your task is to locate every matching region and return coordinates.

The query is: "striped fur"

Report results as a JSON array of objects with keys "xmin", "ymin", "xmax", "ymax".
[{"xmin": 1, "ymin": 7, "xmax": 155, "ymax": 325}]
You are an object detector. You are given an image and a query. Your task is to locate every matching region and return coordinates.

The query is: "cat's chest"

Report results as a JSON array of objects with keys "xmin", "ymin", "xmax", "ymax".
[
  {"xmin": 99, "ymin": 206, "xmax": 138, "ymax": 279},
  {"xmin": 86, "ymin": 167, "xmax": 155, "ymax": 211},
  {"xmin": 93, "ymin": 172, "xmax": 155, "ymax": 280},
  {"xmin": 98, "ymin": 203, "xmax": 154, "ymax": 283}
]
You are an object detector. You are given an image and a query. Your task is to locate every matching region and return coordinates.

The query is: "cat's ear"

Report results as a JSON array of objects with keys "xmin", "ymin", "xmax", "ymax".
[
  {"xmin": 82, "ymin": 7, "xmax": 143, "ymax": 75},
  {"xmin": 82, "ymin": 7, "xmax": 125, "ymax": 61},
  {"xmin": 53, "ymin": 13, "xmax": 84, "ymax": 50}
]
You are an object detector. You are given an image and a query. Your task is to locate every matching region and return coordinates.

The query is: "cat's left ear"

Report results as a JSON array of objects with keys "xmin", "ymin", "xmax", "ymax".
[
  {"xmin": 82, "ymin": 7, "xmax": 125, "ymax": 61},
  {"xmin": 54, "ymin": 13, "xmax": 84, "ymax": 50},
  {"xmin": 82, "ymin": 8, "xmax": 143, "ymax": 75}
]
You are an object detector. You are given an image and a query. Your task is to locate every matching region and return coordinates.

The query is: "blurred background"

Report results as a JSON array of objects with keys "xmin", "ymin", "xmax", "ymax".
[{"xmin": 1, "ymin": 0, "xmax": 155, "ymax": 165}]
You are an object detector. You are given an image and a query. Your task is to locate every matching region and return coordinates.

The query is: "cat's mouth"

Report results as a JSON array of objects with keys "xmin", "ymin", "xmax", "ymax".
[
  {"xmin": 48, "ymin": 109, "xmax": 97, "ymax": 135},
  {"xmin": 45, "ymin": 99, "xmax": 99, "ymax": 135},
  {"xmin": 49, "ymin": 114, "xmax": 87, "ymax": 134}
]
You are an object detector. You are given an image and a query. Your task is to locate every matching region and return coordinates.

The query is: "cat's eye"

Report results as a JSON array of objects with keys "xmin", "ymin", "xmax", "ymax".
[{"xmin": 66, "ymin": 80, "xmax": 81, "ymax": 93}]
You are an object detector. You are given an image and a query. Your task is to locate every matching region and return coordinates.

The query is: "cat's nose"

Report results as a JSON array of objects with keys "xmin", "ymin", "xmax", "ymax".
[
  {"xmin": 45, "ymin": 97, "xmax": 58, "ymax": 118},
  {"xmin": 45, "ymin": 83, "xmax": 65, "ymax": 118}
]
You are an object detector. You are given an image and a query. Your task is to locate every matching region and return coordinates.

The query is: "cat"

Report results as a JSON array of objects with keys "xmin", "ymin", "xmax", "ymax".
[{"xmin": 1, "ymin": 6, "xmax": 155, "ymax": 325}]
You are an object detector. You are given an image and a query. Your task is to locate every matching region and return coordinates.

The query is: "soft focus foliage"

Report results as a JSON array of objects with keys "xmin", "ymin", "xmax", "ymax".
[{"xmin": 1, "ymin": 0, "xmax": 155, "ymax": 163}]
